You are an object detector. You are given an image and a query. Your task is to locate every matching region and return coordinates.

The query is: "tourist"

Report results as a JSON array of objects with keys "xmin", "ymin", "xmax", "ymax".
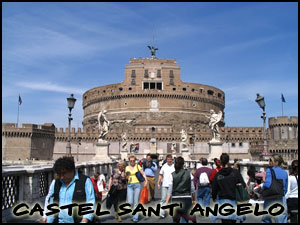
[
  {"xmin": 246, "ymin": 165, "xmax": 257, "ymax": 200},
  {"xmin": 157, "ymin": 154, "xmax": 175, "ymax": 218},
  {"xmin": 165, "ymin": 156, "xmax": 196, "ymax": 223},
  {"xmin": 209, "ymin": 159, "xmax": 222, "ymax": 182},
  {"xmin": 125, "ymin": 155, "xmax": 148, "ymax": 223},
  {"xmin": 90, "ymin": 172, "xmax": 106, "ymax": 202},
  {"xmin": 107, "ymin": 161, "xmax": 127, "ymax": 222},
  {"xmin": 142, "ymin": 153, "xmax": 158, "ymax": 202},
  {"xmin": 212, "ymin": 153, "xmax": 246, "ymax": 223},
  {"xmin": 257, "ymin": 154, "xmax": 288, "ymax": 223},
  {"xmin": 193, "ymin": 158, "xmax": 212, "ymax": 208},
  {"xmin": 43, "ymin": 157, "xmax": 95, "ymax": 223},
  {"xmin": 285, "ymin": 159, "xmax": 298, "ymax": 223}
]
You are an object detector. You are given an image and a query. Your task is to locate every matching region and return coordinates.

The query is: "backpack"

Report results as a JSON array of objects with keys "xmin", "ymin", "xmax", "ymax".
[{"xmin": 199, "ymin": 172, "xmax": 210, "ymax": 186}]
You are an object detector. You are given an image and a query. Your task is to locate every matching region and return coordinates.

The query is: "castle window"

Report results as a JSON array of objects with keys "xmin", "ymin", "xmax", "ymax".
[
  {"xmin": 124, "ymin": 102, "xmax": 128, "ymax": 106},
  {"xmin": 239, "ymin": 143, "xmax": 243, "ymax": 147},
  {"xmin": 218, "ymin": 93, "xmax": 222, "ymax": 98},
  {"xmin": 131, "ymin": 79, "xmax": 136, "ymax": 85},
  {"xmin": 144, "ymin": 69, "xmax": 149, "ymax": 78},
  {"xmin": 157, "ymin": 82, "xmax": 162, "ymax": 90},
  {"xmin": 143, "ymin": 82, "xmax": 149, "ymax": 90},
  {"xmin": 170, "ymin": 79, "xmax": 174, "ymax": 85},
  {"xmin": 129, "ymin": 87, "xmax": 132, "ymax": 90},
  {"xmin": 152, "ymin": 127, "xmax": 155, "ymax": 132},
  {"xmin": 150, "ymin": 82, "xmax": 155, "ymax": 90},
  {"xmin": 183, "ymin": 88, "xmax": 186, "ymax": 91},
  {"xmin": 169, "ymin": 70, "xmax": 174, "ymax": 78},
  {"xmin": 173, "ymin": 88, "xmax": 176, "ymax": 91},
  {"xmin": 192, "ymin": 88, "xmax": 195, "ymax": 92},
  {"xmin": 157, "ymin": 70, "xmax": 161, "ymax": 78},
  {"xmin": 200, "ymin": 88, "xmax": 203, "ymax": 93},
  {"xmin": 231, "ymin": 143, "xmax": 236, "ymax": 147},
  {"xmin": 103, "ymin": 90, "xmax": 106, "ymax": 93},
  {"xmin": 119, "ymin": 87, "xmax": 123, "ymax": 91},
  {"xmin": 131, "ymin": 70, "xmax": 136, "ymax": 78},
  {"xmin": 208, "ymin": 90, "xmax": 214, "ymax": 95}
]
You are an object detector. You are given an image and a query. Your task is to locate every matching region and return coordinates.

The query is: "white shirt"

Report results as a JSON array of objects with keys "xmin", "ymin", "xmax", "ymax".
[
  {"xmin": 97, "ymin": 174, "xmax": 106, "ymax": 192},
  {"xmin": 285, "ymin": 175, "xmax": 298, "ymax": 199},
  {"xmin": 160, "ymin": 163, "xmax": 175, "ymax": 187}
]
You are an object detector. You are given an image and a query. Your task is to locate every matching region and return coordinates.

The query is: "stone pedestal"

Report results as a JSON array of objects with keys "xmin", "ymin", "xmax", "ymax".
[
  {"xmin": 181, "ymin": 144, "xmax": 191, "ymax": 161},
  {"xmin": 120, "ymin": 149, "xmax": 128, "ymax": 161},
  {"xmin": 92, "ymin": 141, "xmax": 111, "ymax": 163},
  {"xmin": 208, "ymin": 140, "xmax": 223, "ymax": 160}
]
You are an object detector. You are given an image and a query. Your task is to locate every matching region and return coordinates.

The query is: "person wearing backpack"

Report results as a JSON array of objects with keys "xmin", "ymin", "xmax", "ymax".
[
  {"xmin": 212, "ymin": 153, "xmax": 246, "ymax": 223},
  {"xmin": 43, "ymin": 157, "xmax": 95, "ymax": 223},
  {"xmin": 193, "ymin": 158, "xmax": 212, "ymax": 208}
]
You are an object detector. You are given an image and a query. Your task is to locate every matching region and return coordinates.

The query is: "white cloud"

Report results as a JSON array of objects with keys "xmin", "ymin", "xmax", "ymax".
[{"xmin": 16, "ymin": 81, "xmax": 85, "ymax": 95}]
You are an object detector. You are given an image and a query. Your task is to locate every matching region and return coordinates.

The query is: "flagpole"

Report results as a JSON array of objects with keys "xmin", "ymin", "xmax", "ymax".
[{"xmin": 17, "ymin": 97, "xmax": 20, "ymax": 128}]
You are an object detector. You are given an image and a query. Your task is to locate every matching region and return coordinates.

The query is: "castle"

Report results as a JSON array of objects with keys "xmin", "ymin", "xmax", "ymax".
[{"xmin": 2, "ymin": 54, "xmax": 298, "ymax": 162}]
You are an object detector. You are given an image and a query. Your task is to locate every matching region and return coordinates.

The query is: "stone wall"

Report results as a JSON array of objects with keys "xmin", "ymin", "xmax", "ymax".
[{"xmin": 2, "ymin": 123, "xmax": 55, "ymax": 160}]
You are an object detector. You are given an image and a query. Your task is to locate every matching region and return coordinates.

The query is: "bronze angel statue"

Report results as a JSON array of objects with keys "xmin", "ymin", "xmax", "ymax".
[{"xmin": 148, "ymin": 45, "xmax": 158, "ymax": 57}]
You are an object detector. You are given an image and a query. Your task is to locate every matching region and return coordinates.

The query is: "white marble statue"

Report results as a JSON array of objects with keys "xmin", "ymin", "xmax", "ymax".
[
  {"xmin": 98, "ymin": 110, "xmax": 110, "ymax": 141},
  {"xmin": 180, "ymin": 129, "xmax": 188, "ymax": 149},
  {"xmin": 171, "ymin": 141, "xmax": 177, "ymax": 153},
  {"xmin": 130, "ymin": 141, "xmax": 136, "ymax": 153},
  {"xmin": 121, "ymin": 132, "xmax": 128, "ymax": 151},
  {"xmin": 206, "ymin": 109, "xmax": 222, "ymax": 141}
]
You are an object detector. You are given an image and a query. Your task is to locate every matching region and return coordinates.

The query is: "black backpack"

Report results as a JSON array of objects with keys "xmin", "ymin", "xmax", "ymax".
[{"xmin": 53, "ymin": 173, "xmax": 92, "ymax": 223}]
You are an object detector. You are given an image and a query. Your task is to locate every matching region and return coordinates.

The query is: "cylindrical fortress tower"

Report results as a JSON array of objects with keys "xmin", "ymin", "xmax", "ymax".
[{"xmin": 82, "ymin": 57, "xmax": 225, "ymax": 136}]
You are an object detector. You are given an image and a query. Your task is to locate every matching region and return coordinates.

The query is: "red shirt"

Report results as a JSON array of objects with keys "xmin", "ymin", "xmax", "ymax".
[{"xmin": 210, "ymin": 167, "xmax": 222, "ymax": 182}]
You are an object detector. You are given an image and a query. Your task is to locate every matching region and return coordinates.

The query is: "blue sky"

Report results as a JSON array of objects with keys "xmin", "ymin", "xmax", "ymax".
[{"xmin": 3, "ymin": 2, "xmax": 298, "ymax": 130}]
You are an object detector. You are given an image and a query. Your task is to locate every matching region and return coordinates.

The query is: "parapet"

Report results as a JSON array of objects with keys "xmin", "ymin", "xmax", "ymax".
[{"xmin": 269, "ymin": 116, "xmax": 298, "ymax": 127}]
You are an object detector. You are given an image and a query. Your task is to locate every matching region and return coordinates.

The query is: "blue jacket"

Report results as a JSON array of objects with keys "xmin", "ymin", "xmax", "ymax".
[
  {"xmin": 142, "ymin": 160, "xmax": 157, "ymax": 177},
  {"xmin": 263, "ymin": 166, "xmax": 288, "ymax": 195}
]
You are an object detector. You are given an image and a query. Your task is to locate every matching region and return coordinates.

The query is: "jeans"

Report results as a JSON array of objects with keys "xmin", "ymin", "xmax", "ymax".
[
  {"xmin": 160, "ymin": 186, "xmax": 169, "ymax": 217},
  {"xmin": 127, "ymin": 183, "xmax": 142, "ymax": 222},
  {"xmin": 197, "ymin": 186, "xmax": 211, "ymax": 208},
  {"xmin": 261, "ymin": 197, "xmax": 288, "ymax": 223},
  {"xmin": 215, "ymin": 198, "xmax": 246, "ymax": 222}
]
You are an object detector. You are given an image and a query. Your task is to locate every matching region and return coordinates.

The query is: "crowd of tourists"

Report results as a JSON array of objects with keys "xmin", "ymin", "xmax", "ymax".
[{"xmin": 42, "ymin": 153, "xmax": 298, "ymax": 223}]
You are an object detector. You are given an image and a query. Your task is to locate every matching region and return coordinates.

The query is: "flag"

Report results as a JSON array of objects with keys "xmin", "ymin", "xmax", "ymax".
[
  {"xmin": 18, "ymin": 95, "xmax": 22, "ymax": 105},
  {"xmin": 281, "ymin": 94, "xmax": 286, "ymax": 103}
]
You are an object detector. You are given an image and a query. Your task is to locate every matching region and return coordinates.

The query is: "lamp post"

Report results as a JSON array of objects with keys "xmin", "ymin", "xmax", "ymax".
[
  {"xmin": 255, "ymin": 93, "xmax": 268, "ymax": 160},
  {"xmin": 117, "ymin": 134, "xmax": 121, "ymax": 158},
  {"xmin": 77, "ymin": 137, "xmax": 82, "ymax": 162},
  {"xmin": 191, "ymin": 134, "xmax": 195, "ymax": 154},
  {"xmin": 226, "ymin": 135, "xmax": 230, "ymax": 154},
  {"xmin": 66, "ymin": 94, "xmax": 76, "ymax": 158}
]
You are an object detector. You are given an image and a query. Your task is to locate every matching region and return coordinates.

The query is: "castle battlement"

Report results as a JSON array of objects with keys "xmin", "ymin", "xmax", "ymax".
[{"xmin": 269, "ymin": 116, "xmax": 298, "ymax": 127}]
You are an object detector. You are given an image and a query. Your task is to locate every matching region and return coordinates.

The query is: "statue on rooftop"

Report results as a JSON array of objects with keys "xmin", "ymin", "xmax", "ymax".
[{"xmin": 147, "ymin": 45, "xmax": 158, "ymax": 58}]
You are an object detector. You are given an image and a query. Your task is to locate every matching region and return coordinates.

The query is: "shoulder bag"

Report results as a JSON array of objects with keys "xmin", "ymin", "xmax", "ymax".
[
  {"xmin": 262, "ymin": 168, "xmax": 284, "ymax": 200},
  {"xmin": 135, "ymin": 164, "xmax": 145, "ymax": 182}
]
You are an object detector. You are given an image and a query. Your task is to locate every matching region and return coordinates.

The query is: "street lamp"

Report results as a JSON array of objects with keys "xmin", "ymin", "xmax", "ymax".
[
  {"xmin": 255, "ymin": 93, "xmax": 268, "ymax": 160},
  {"xmin": 66, "ymin": 94, "xmax": 76, "ymax": 158},
  {"xmin": 117, "ymin": 135, "xmax": 121, "ymax": 158},
  {"xmin": 191, "ymin": 134, "xmax": 195, "ymax": 154}
]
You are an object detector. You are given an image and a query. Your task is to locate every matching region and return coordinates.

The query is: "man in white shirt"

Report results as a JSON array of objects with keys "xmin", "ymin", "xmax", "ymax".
[{"xmin": 157, "ymin": 154, "xmax": 175, "ymax": 218}]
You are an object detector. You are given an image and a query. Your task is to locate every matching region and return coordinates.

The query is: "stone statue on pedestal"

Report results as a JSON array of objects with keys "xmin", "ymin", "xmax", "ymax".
[
  {"xmin": 121, "ymin": 132, "xmax": 128, "ymax": 151},
  {"xmin": 98, "ymin": 110, "xmax": 110, "ymax": 142},
  {"xmin": 206, "ymin": 109, "xmax": 222, "ymax": 142},
  {"xmin": 180, "ymin": 129, "xmax": 188, "ymax": 149}
]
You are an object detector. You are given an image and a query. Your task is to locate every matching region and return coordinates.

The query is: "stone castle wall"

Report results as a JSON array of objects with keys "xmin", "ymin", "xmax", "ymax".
[{"xmin": 2, "ymin": 123, "xmax": 55, "ymax": 160}]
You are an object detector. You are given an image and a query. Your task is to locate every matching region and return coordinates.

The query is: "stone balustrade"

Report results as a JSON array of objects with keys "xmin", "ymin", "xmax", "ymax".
[{"xmin": 2, "ymin": 161, "xmax": 117, "ymax": 221}]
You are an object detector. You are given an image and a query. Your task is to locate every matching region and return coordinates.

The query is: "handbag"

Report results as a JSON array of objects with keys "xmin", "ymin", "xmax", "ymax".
[
  {"xmin": 135, "ymin": 164, "xmax": 145, "ymax": 182},
  {"xmin": 236, "ymin": 184, "xmax": 250, "ymax": 204},
  {"xmin": 262, "ymin": 168, "xmax": 284, "ymax": 200}
]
